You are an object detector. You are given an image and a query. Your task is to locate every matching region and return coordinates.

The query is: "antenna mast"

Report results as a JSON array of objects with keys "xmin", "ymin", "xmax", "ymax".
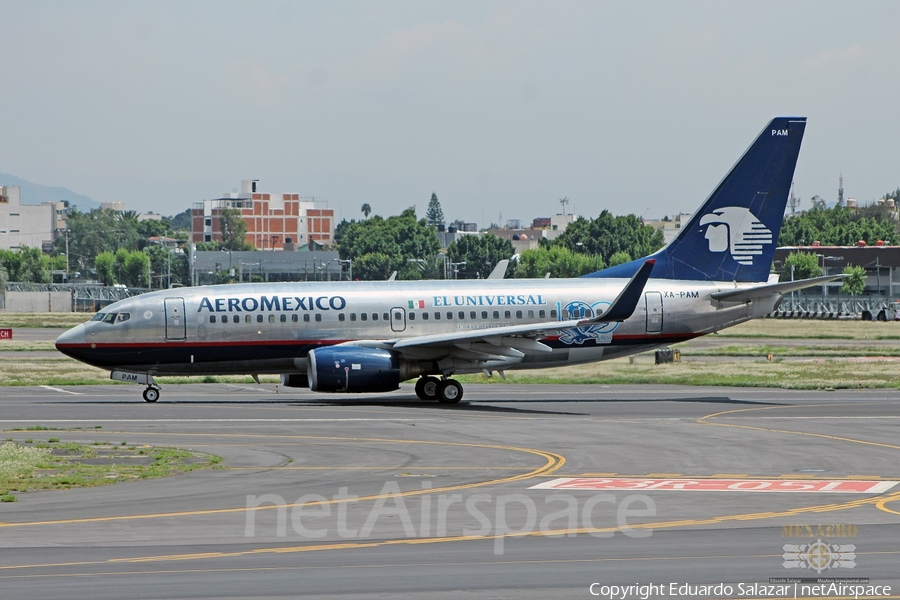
[
  {"xmin": 788, "ymin": 182, "xmax": 800, "ymax": 215},
  {"xmin": 837, "ymin": 172, "xmax": 844, "ymax": 207},
  {"xmin": 559, "ymin": 196, "xmax": 569, "ymax": 215}
]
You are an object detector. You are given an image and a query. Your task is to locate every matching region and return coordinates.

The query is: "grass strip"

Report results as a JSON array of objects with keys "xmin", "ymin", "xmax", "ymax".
[{"xmin": 0, "ymin": 439, "xmax": 222, "ymax": 502}]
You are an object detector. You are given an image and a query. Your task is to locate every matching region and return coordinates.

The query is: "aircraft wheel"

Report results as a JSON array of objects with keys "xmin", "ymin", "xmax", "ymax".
[
  {"xmin": 414, "ymin": 376, "xmax": 440, "ymax": 401},
  {"xmin": 143, "ymin": 387, "xmax": 159, "ymax": 403},
  {"xmin": 436, "ymin": 379, "xmax": 463, "ymax": 404}
]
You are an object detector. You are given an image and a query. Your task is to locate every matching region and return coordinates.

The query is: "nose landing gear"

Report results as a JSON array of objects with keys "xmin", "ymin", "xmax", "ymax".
[{"xmin": 142, "ymin": 386, "xmax": 160, "ymax": 403}]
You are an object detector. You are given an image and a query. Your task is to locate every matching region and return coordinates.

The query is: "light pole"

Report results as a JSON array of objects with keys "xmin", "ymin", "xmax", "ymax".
[
  {"xmin": 338, "ymin": 259, "xmax": 352, "ymax": 281},
  {"xmin": 449, "ymin": 261, "xmax": 466, "ymax": 280}
]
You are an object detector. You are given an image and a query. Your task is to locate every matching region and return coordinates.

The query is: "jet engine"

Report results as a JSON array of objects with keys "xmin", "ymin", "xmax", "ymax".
[{"xmin": 307, "ymin": 346, "xmax": 422, "ymax": 393}]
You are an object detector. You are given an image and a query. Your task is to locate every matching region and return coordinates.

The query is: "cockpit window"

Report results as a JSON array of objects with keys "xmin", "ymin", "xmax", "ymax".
[
  {"xmin": 91, "ymin": 313, "xmax": 107, "ymax": 322},
  {"xmin": 116, "ymin": 313, "xmax": 130, "ymax": 323},
  {"xmin": 103, "ymin": 313, "xmax": 118, "ymax": 323}
]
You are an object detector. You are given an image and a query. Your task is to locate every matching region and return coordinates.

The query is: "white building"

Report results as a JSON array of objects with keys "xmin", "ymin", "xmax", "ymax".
[{"xmin": 0, "ymin": 185, "xmax": 63, "ymax": 251}]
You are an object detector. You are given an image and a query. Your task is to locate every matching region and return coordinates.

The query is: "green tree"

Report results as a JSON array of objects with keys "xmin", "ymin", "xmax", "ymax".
[
  {"xmin": 0, "ymin": 247, "xmax": 51, "ymax": 283},
  {"xmin": 220, "ymin": 208, "xmax": 251, "ymax": 251},
  {"xmin": 169, "ymin": 209, "xmax": 192, "ymax": 231},
  {"xmin": 840, "ymin": 265, "xmax": 866, "ymax": 295},
  {"xmin": 425, "ymin": 192, "xmax": 444, "ymax": 228},
  {"xmin": 778, "ymin": 205, "xmax": 899, "ymax": 247},
  {"xmin": 94, "ymin": 251, "xmax": 117, "ymax": 285},
  {"xmin": 550, "ymin": 211, "xmax": 664, "ymax": 263},
  {"xmin": 336, "ymin": 209, "xmax": 440, "ymax": 280},
  {"xmin": 121, "ymin": 250, "xmax": 151, "ymax": 287},
  {"xmin": 608, "ymin": 251, "xmax": 632, "ymax": 267},
  {"xmin": 446, "ymin": 234, "xmax": 514, "ymax": 279},
  {"xmin": 361, "ymin": 203, "xmax": 371, "ymax": 218},
  {"xmin": 780, "ymin": 251, "xmax": 822, "ymax": 282},
  {"xmin": 513, "ymin": 246, "xmax": 604, "ymax": 278}
]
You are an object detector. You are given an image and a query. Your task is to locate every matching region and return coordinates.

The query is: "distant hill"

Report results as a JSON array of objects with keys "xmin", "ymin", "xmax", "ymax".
[{"xmin": 0, "ymin": 173, "xmax": 99, "ymax": 210}]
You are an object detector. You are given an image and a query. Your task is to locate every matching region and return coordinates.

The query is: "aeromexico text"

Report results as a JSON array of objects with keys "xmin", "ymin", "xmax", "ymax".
[{"xmin": 197, "ymin": 294, "xmax": 547, "ymax": 313}]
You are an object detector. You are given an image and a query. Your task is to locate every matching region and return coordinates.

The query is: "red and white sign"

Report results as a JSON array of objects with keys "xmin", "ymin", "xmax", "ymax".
[
  {"xmin": 530, "ymin": 477, "xmax": 898, "ymax": 494},
  {"xmin": 0, "ymin": 328, "xmax": 12, "ymax": 339}
]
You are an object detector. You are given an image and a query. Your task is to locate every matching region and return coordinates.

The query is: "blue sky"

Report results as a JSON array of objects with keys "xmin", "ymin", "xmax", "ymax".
[{"xmin": 2, "ymin": 1, "xmax": 898, "ymax": 224}]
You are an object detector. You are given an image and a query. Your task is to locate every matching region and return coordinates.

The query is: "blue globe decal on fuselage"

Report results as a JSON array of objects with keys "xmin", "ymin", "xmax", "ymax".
[{"xmin": 559, "ymin": 300, "xmax": 619, "ymax": 345}]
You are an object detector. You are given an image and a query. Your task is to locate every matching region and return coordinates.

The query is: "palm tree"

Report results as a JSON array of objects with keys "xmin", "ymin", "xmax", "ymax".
[{"xmin": 361, "ymin": 203, "xmax": 371, "ymax": 218}]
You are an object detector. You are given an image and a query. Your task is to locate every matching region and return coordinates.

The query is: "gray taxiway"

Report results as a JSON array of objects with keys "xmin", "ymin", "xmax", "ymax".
[{"xmin": 1, "ymin": 383, "xmax": 899, "ymax": 599}]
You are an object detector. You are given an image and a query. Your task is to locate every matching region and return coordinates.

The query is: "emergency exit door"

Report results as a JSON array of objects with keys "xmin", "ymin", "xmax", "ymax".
[
  {"xmin": 164, "ymin": 297, "xmax": 187, "ymax": 341},
  {"xmin": 645, "ymin": 292, "xmax": 663, "ymax": 333}
]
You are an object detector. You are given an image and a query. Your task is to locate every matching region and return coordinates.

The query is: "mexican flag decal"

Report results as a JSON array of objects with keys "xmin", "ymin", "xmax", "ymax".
[{"xmin": 408, "ymin": 299, "xmax": 425, "ymax": 309}]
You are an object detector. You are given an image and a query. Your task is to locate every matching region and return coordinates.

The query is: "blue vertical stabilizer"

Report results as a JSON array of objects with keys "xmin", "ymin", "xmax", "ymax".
[{"xmin": 585, "ymin": 117, "xmax": 806, "ymax": 282}]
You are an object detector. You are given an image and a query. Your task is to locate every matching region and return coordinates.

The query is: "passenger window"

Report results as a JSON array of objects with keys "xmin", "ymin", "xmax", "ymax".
[
  {"xmin": 280, "ymin": 314, "xmax": 286, "ymax": 323},
  {"xmin": 409, "ymin": 313, "xmax": 416, "ymax": 321},
  {"xmin": 504, "ymin": 310, "xmax": 511, "ymax": 319},
  {"xmin": 493, "ymin": 311, "xmax": 500, "ymax": 319},
  {"xmin": 303, "ymin": 314, "xmax": 310, "ymax": 322},
  {"xmin": 372, "ymin": 313, "xmax": 378, "ymax": 321},
  {"xmin": 257, "ymin": 314, "xmax": 263, "ymax": 323},
  {"xmin": 434, "ymin": 312, "xmax": 440, "ymax": 320},
  {"xmin": 562, "ymin": 309, "xmax": 569, "ymax": 319},
  {"xmin": 361, "ymin": 313, "xmax": 367, "ymax": 321},
  {"xmin": 459, "ymin": 311, "xmax": 465, "ymax": 320},
  {"xmin": 516, "ymin": 310, "xmax": 523, "ymax": 319},
  {"xmin": 528, "ymin": 310, "xmax": 534, "ymax": 318},
  {"xmin": 539, "ymin": 310, "xmax": 546, "ymax": 318},
  {"xmin": 269, "ymin": 314, "xmax": 276, "ymax": 323},
  {"xmin": 470, "ymin": 311, "xmax": 476, "ymax": 319},
  {"xmin": 550, "ymin": 309, "xmax": 557, "ymax": 318},
  {"xmin": 233, "ymin": 315, "xmax": 240, "ymax": 323},
  {"xmin": 292, "ymin": 314, "xmax": 298, "ymax": 323},
  {"xmin": 422, "ymin": 312, "xmax": 429, "ymax": 320},
  {"xmin": 447, "ymin": 311, "xmax": 453, "ymax": 320},
  {"xmin": 338, "ymin": 313, "xmax": 345, "ymax": 322},
  {"xmin": 315, "ymin": 314, "xmax": 322, "ymax": 322},
  {"xmin": 245, "ymin": 315, "xmax": 252, "ymax": 323},
  {"xmin": 481, "ymin": 311, "xmax": 488, "ymax": 319},
  {"xmin": 383, "ymin": 312, "xmax": 390, "ymax": 321},
  {"xmin": 350, "ymin": 313, "xmax": 356, "ymax": 321},
  {"xmin": 209, "ymin": 315, "xmax": 216, "ymax": 323}
]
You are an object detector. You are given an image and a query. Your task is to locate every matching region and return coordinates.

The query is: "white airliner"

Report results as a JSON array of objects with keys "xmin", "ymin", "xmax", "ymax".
[{"xmin": 56, "ymin": 117, "xmax": 831, "ymax": 403}]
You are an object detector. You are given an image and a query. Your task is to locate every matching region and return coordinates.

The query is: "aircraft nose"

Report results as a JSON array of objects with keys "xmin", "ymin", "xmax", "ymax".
[{"xmin": 55, "ymin": 323, "xmax": 85, "ymax": 356}]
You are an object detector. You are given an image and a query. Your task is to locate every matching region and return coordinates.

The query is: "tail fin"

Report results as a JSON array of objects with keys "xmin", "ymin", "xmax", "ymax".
[{"xmin": 585, "ymin": 117, "xmax": 807, "ymax": 282}]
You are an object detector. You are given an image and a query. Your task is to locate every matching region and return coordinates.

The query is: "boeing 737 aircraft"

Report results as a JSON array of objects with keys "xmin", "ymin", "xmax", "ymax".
[{"xmin": 56, "ymin": 116, "xmax": 833, "ymax": 403}]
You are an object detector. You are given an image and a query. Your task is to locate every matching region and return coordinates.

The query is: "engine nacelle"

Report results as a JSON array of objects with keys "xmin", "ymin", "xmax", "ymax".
[
  {"xmin": 280, "ymin": 373, "xmax": 309, "ymax": 388},
  {"xmin": 307, "ymin": 346, "xmax": 420, "ymax": 393}
]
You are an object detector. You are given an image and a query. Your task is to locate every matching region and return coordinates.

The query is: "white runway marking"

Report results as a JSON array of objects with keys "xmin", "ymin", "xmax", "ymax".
[{"xmin": 38, "ymin": 386, "xmax": 82, "ymax": 395}]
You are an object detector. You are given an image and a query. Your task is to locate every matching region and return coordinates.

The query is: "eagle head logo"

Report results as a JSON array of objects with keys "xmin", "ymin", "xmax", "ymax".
[{"xmin": 698, "ymin": 206, "xmax": 773, "ymax": 265}]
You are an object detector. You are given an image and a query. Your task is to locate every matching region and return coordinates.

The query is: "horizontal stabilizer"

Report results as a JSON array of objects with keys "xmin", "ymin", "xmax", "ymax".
[{"xmin": 710, "ymin": 274, "xmax": 843, "ymax": 302}]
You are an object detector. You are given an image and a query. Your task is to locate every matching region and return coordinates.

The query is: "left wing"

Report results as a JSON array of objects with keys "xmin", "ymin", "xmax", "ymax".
[{"xmin": 344, "ymin": 259, "xmax": 655, "ymax": 374}]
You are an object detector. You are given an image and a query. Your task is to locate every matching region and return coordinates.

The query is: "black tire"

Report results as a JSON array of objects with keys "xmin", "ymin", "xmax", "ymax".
[
  {"xmin": 436, "ymin": 379, "xmax": 463, "ymax": 404},
  {"xmin": 414, "ymin": 376, "xmax": 440, "ymax": 401},
  {"xmin": 143, "ymin": 388, "xmax": 159, "ymax": 403}
]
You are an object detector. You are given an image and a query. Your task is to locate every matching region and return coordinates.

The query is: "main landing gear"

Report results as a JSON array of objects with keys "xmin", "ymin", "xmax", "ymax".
[
  {"xmin": 414, "ymin": 376, "xmax": 463, "ymax": 404},
  {"xmin": 142, "ymin": 386, "xmax": 160, "ymax": 403}
]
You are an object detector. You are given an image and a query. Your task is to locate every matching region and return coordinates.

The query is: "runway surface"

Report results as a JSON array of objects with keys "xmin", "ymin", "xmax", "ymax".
[{"xmin": 2, "ymin": 382, "xmax": 899, "ymax": 599}]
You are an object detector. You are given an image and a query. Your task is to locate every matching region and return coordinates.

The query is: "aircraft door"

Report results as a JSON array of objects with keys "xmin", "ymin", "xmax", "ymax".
[
  {"xmin": 645, "ymin": 292, "xmax": 663, "ymax": 333},
  {"xmin": 164, "ymin": 297, "xmax": 187, "ymax": 341},
  {"xmin": 390, "ymin": 307, "xmax": 406, "ymax": 332}
]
